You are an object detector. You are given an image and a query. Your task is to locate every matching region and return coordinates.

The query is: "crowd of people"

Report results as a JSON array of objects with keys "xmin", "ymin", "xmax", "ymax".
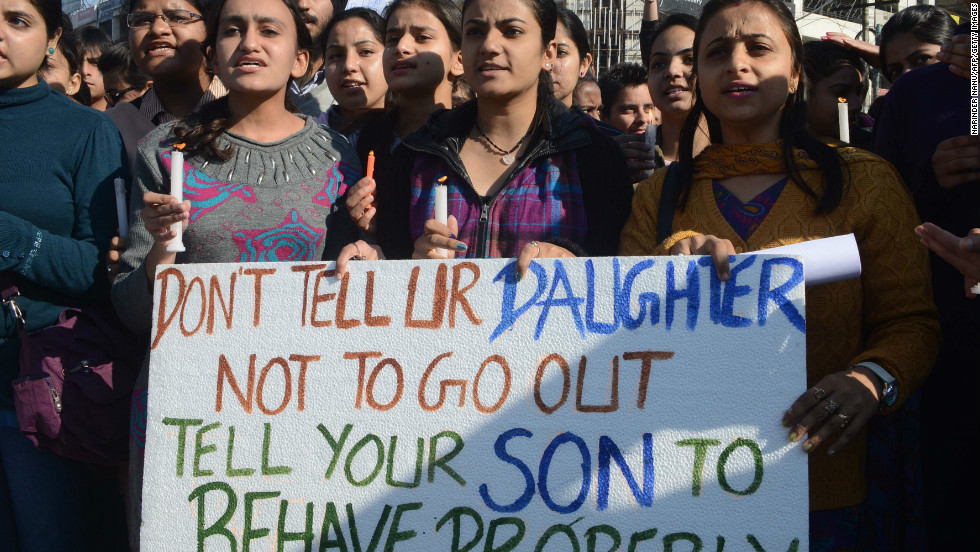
[{"xmin": 0, "ymin": 0, "xmax": 977, "ymax": 549}]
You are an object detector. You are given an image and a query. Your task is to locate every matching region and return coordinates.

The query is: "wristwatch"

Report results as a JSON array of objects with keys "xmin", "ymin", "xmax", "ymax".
[{"xmin": 855, "ymin": 362, "xmax": 897, "ymax": 409}]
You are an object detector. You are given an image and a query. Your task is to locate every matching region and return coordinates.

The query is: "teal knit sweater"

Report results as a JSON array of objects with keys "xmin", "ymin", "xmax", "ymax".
[{"xmin": 0, "ymin": 81, "xmax": 128, "ymax": 412}]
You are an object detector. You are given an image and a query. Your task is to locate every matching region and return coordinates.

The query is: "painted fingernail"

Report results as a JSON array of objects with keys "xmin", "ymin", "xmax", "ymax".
[
  {"xmin": 515, "ymin": 269, "xmax": 523, "ymax": 282},
  {"xmin": 781, "ymin": 416, "xmax": 791, "ymax": 427},
  {"xmin": 828, "ymin": 449, "xmax": 837, "ymax": 456},
  {"xmin": 802, "ymin": 442, "xmax": 813, "ymax": 453},
  {"xmin": 455, "ymin": 242, "xmax": 468, "ymax": 251},
  {"xmin": 788, "ymin": 432, "xmax": 798, "ymax": 442},
  {"xmin": 450, "ymin": 233, "xmax": 457, "ymax": 240}
]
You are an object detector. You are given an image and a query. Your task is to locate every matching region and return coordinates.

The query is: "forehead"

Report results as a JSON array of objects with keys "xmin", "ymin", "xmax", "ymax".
[
  {"xmin": 651, "ymin": 24, "xmax": 695, "ymax": 52},
  {"xmin": 464, "ymin": 0, "xmax": 536, "ymax": 23},
  {"xmin": 821, "ymin": 64, "xmax": 863, "ymax": 84},
  {"xmin": 614, "ymin": 84, "xmax": 654, "ymax": 105},
  {"xmin": 883, "ymin": 32, "xmax": 937, "ymax": 63},
  {"xmin": 132, "ymin": 0, "xmax": 199, "ymax": 11},
  {"xmin": 330, "ymin": 18, "xmax": 380, "ymax": 43},
  {"xmin": 701, "ymin": 3, "xmax": 788, "ymax": 45},
  {"xmin": 220, "ymin": 0, "xmax": 293, "ymax": 19},
  {"xmin": 387, "ymin": 5, "xmax": 444, "ymax": 30}
]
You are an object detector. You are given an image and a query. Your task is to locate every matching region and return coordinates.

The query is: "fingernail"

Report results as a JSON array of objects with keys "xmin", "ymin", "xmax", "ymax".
[
  {"xmin": 455, "ymin": 242, "xmax": 468, "ymax": 251},
  {"xmin": 450, "ymin": 233, "xmax": 457, "ymax": 240},
  {"xmin": 720, "ymin": 271, "xmax": 730, "ymax": 281},
  {"xmin": 515, "ymin": 269, "xmax": 523, "ymax": 282},
  {"xmin": 828, "ymin": 449, "xmax": 837, "ymax": 456},
  {"xmin": 788, "ymin": 432, "xmax": 798, "ymax": 442},
  {"xmin": 781, "ymin": 416, "xmax": 791, "ymax": 427},
  {"xmin": 802, "ymin": 442, "xmax": 813, "ymax": 453}
]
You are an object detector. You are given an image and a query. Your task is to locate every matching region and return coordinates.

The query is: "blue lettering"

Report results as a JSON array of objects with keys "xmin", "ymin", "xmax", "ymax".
[
  {"xmin": 490, "ymin": 262, "xmax": 547, "ymax": 343},
  {"xmin": 758, "ymin": 257, "xmax": 805, "ymax": 333},
  {"xmin": 480, "ymin": 428, "xmax": 536, "ymax": 513},
  {"xmin": 665, "ymin": 260, "xmax": 700, "ymax": 330},
  {"xmin": 620, "ymin": 260, "xmax": 661, "ymax": 330},
  {"xmin": 534, "ymin": 261, "xmax": 585, "ymax": 340},
  {"xmin": 597, "ymin": 434, "xmax": 654, "ymax": 511},
  {"xmin": 538, "ymin": 432, "xmax": 591, "ymax": 514},
  {"xmin": 585, "ymin": 259, "xmax": 620, "ymax": 334}
]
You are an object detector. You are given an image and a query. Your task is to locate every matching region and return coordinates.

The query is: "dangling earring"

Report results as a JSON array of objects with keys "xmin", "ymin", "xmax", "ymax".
[{"xmin": 48, "ymin": 47, "xmax": 55, "ymax": 55}]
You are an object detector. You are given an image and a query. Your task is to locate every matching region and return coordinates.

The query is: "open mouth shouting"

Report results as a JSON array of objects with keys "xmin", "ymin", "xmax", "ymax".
[
  {"xmin": 234, "ymin": 56, "xmax": 265, "ymax": 73},
  {"xmin": 722, "ymin": 81, "xmax": 758, "ymax": 98},
  {"xmin": 146, "ymin": 41, "xmax": 176, "ymax": 57}
]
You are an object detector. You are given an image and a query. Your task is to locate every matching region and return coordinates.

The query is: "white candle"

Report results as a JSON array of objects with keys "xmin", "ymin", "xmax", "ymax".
[
  {"xmin": 113, "ymin": 178, "xmax": 129, "ymax": 239},
  {"xmin": 837, "ymin": 98, "xmax": 850, "ymax": 143},
  {"xmin": 167, "ymin": 148, "xmax": 186, "ymax": 253},
  {"xmin": 434, "ymin": 176, "xmax": 448, "ymax": 258}
]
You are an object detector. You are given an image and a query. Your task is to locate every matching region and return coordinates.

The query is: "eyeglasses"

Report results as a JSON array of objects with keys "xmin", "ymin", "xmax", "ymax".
[
  {"xmin": 104, "ymin": 86, "xmax": 141, "ymax": 106},
  {"xmin": 126, "ymin": 9, "xmax": 203, "ymax": 29}
]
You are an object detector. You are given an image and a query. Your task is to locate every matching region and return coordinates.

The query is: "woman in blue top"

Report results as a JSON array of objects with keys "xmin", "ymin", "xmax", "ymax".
[{"xmin": 0, "ymin": 0, "xmax": 128, "ymax": 548}]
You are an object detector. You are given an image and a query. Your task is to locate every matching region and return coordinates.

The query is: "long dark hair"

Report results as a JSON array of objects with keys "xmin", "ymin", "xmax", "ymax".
[
  {"xmin": 173, "ymin": 0, "xmax": 314, "ymax": 160},
  {"xmin": 677, "ymin": 0, "xmax": 846, "ymax": 214},
  {"xmin": 878, "ymin": 5, "xmax": 955, "ymax": 70},
  {"xmin": 57, "ymin": 31, "xmax": 93, "ymax": 106},
  {"xmin": 27, "ymin": 0, "xmax": 61, "ymax": 38},
  {"xmin": 461, "ymin": 0, "xmax": 558, "ymax": 125},
  {"xmin": 556, "ymin": 7, "xmax": 591, "ymax": 63}
]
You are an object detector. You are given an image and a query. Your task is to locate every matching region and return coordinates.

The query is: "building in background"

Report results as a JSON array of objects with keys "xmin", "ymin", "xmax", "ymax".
[{"xmin": 567, "ymin": 0, "xmax": 968, "ymax": 76}]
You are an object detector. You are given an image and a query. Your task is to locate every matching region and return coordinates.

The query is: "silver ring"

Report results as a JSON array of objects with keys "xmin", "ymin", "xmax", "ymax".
[
  {"xmin": 837, "ymin": 413, "xmax": 851, "ymax": 428},
  {"xmin": 813, "ymin": 387, "xmax": 827, "ymax": 399},
  {"xmin": 528, "ymin": 241, "xmax": 540, "ymax": 257},
  {"xmin": 824, "ymin": 399, "xmax": 840, "ymax": 415}
]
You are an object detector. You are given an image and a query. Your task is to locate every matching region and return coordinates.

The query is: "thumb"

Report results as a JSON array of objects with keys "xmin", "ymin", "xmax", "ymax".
[{"xmin": 448, "ymin": 215, "xmax": 459, "ymax": 239}]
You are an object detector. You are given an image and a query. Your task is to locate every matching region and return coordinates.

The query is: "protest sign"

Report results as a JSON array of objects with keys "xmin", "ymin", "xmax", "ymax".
[{"xmin": 141, "ymin": 255, "xmax": 808, "ymax": 551}]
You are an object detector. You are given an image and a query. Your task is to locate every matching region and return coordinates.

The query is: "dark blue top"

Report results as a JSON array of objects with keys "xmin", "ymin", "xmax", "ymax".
[
  {"xmin": 0, "ymin": 80, "xmax": 127, "ymax": 411},
  {"xmin": 871, "ymin": 24, "xmax": 979, "ymax": 364}
]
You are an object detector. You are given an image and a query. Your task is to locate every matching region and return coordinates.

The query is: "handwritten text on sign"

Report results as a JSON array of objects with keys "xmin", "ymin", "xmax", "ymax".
[{"xmin": 142, "ymin": 256, "xmax": 809, "ymax": 552}]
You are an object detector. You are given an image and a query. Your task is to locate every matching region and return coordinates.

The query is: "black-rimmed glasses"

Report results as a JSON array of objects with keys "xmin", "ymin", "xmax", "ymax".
[{"xmin": 126, "ymin": 9, "xmax": 203, "ymax": 29}]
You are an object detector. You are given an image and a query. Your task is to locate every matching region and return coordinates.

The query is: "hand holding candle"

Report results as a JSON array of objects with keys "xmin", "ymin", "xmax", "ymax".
[
  {"xmin": 434, "ymin": 175, "xmax": 449, "ymax": 258},
  {"xmin": 837, "ymin": 97, "xmax": 850, "ymax": 143},
  {"xmin": 166, "ymin": 144, "xmax": 186, "ymax": 253},
  {"xmin": 366, "ymin": 150, "xmax": 375, "ymax": 180}
]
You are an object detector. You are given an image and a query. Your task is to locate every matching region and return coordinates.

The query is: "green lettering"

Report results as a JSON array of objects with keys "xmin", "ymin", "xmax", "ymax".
[
  {"xmin": 534, "ymin": 524, "xmax": 580, "ymax": 552},
  {"xmin": 584, "ymin": 525, "xmax": 621, "ymax": 552},
  {"xmin": 318, "ymin": 502, "xmax": 349, "ymax": 552},
  {"xmin": 717, "ymin": 439, "xmax": 764, "ymax": 496},
  {"xmin": 349, "ymin": 503, "xmax": 391, "ymax": 552},
  {"xmin": 627, "ymin": 528, "xmax": 658, "ymax": 552},
  {"xmin": 383, "ymin": 502, "xmax": 422, "ymax": 551},
  {"xmin": 746, "ymin": 535, "xmax": 799, "ymax": 552},
  {"xmin": 262, "ymin": 422, "xmax": 292, "ymax": 475},
  {"xmin": 278, "ymin": 500, "xmax": 314, "ymax": 552},
  {"xmin": 345, "ymin": 434, "xmax": 385, "ymax": 487},
  {"xmin": 243, "ymin": 491, "xmax": 279, "ymax": 551},
  {"xmin": 317, "ymin": 423, "xmax": 353, "ymax": 479},
  {"xmin": 386, "ymin": 436, "xmax": 423, "ymax": 488},
  {"xmin": 676, "ymin": 438, "xmax": 721, "ymax": 496},
  {"xmin": 163, "ymin": 417, "xmax": 203, "ymax": 477},
  {"xmin": 428, "ymin": 431, "xmax": 465, "ymax": 486},
  {"xmin": 664, "ymin": 532, "xmax": 702, "ymax": 552},
  {"xmin": 188, "ymin": 481, "xmax": 238, "ymax": 552},
  {"xmin": 226, "ymin": 425, "xmax": 255, "ymax": 477},
  {"xmin": 435, "ymin": 506, "xmax": 484, "ymax": 552},
  {"xmin": 484, "ymin": 517, "xmax": 525, "ymax": 552},
  {"xmin": 193, "ymin": 422, "xmax": 221, "ymax": 477}
]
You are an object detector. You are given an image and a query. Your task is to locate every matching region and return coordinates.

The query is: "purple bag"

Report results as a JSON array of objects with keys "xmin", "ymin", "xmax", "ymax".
[{"xmin": 2, "ymin": 284, "xmax": 146, "ymax": 466}]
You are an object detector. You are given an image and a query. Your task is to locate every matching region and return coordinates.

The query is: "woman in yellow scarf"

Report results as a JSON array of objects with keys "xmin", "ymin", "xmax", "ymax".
[{"xmin": 620, "ymin": 0, "xmax": 940, "ymax": 545}]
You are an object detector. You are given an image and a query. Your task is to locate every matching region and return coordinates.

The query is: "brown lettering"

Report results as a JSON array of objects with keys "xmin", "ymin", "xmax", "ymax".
[
  {"xmin": 534, "ymin": 354, "xmax": 571, "ymax": 414},
  {"xmin": 207, "ymin": 273, "xmax": 236, "ymax": 333},
  {"xmin": 256, "ymin": 357, "xmax": 291, "ymax": 415},
  {"xmin": 404, "ymin": 264, "xmax": 448, "ymax": 329},
  {"xmin": 288, "ymin": 354, "xmax": 320, "ymax": 412},
  {"xmin": 364, "ymin": 271, "xmax": 391, "ymax": 327},
  {"xmin": 335, "ymin": 273, "xmax": 360, "ymax": 329},
  {"xmin": 242, "ymin": 268, "xmax": 276, "ymax": 327},
  {"xmin": 311, "ymin": 269, "xmax": 337, "ymax": 327},
  {"xmin": 366, "ymin": 359, "xmax": 404, "ymax": 412},
  {"xmin": 418, "ymin": 353, "xmax": 467, "ymax": 412},
  {"xmin": 153, "ymin": 267, "xmax": 186, "ymax": 349},
  {"xmin": 216, "ymin": 354, "xmax": 255, "ymax": 413},
  {"xmin": 473, "ymin": 355, "xmax": 511, "ymax": 414},
  {"xmin": 575, "ymin": 355, "xmax": 619, "ymax": 413},
  {"xmin": 622, "ymin": 351, "xmax": 676, "ymax": 409},
  {"xmin": 292, "ymin": 264, "xmax": 328, "ymax": 327},
  {"xmin": 449, "ymin": 262, "xmax": 482, "ymax": 328},
  {"xmin": 179, "ymin": 277, "xmax": 206, "ymax": 337},
  {"xmin": 344, "ymin": 352, "xmax": 383, "ymax": 408}
]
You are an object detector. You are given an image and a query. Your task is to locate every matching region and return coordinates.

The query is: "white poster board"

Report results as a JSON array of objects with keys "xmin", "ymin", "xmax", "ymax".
[{"xmin": 142, "ymin": 256, "xmax": 809, "ymax": 551}]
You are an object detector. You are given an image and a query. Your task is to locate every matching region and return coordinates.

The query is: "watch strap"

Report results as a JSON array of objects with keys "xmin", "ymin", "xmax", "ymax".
[{"xmin": 854, "ymin": 362, "xmax": 898, "ymax": 408}]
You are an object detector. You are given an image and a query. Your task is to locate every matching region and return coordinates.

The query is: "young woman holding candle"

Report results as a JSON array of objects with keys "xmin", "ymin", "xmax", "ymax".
[
  {"xmin": 803, "ymin": 41, "xmax": 871, "ymax": 148},
  {"xmin": 111, "ymin": 0, "xmax": 359, "ymax": 540},
  {"xmin": 344, "ymin": 0, "xmax": 465, "ymax": 233},
  {"xmin": 0, "ymin": 0, "xmax": 128, "ymax": 548},
  {"xmin": 336, "ymin": 0, "xmax": 631, "ymax": 276},
  {"xmin": 618, "ymin": 0, "xmax": 940, "ymax": 545}
]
